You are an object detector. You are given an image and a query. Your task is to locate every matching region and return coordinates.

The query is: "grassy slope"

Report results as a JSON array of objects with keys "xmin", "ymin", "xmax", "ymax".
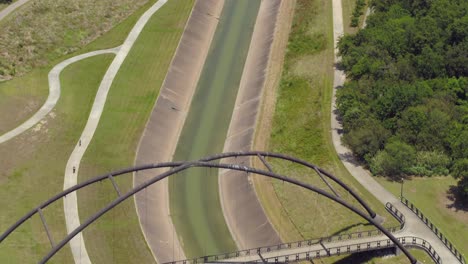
[
  {"xmin": 169, "ymin": 0, "xmax": 261, "ymax": 258},
  {"xmin": 0, "ymin": 0, "xmax": 158, "ymax": 135},
  {"xmin": 0, "ymin": 1, "xmax": 163, "ymax": 262},
  {"xmin": 78, "ymin": 0, "xmax": 194, "ymax": 263},
  {"xmin": 376, "ymin": 176, "xmax": 468, "ymax": 256},
  {"xmin": 0, "ymin": 0, "xmax": 18, "ymax": 13},
  {"xmin": 0, "ymin": 54, "xmax": 114, "ymax": 263},
  {"xmin": 256, "ymin": 0, "xmax": 398, "ymax": 245}
]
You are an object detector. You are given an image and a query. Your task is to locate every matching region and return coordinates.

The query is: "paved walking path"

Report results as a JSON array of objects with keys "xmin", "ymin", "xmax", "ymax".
[
  {"xmin": 0, "ymin": 48, "xmax": 119, "ymax": 144},
  {"xmin": 62, "ymin": 1, "xmax": 168, "ymax": 263},
  {"xmin": 330, "ymin": 0, "xmax": 459, "ymax": 262},
  {"xmin": 0, "ymin": 0, "xmax": 30, "ymax": 22}
]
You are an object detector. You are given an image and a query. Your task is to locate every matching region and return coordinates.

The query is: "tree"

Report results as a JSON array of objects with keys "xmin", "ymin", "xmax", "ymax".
[{"xmin": 370, "ymin": 140, "xmax": 416, "ymax": 177}]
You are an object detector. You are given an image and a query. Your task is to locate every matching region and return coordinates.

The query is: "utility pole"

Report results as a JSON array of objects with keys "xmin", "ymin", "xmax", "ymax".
[{"xmin": 400, "ymin": 177, "xmax": 404, "ymax": 200}]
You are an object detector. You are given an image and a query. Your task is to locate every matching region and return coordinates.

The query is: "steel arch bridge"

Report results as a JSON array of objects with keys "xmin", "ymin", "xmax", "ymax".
[{"xmin": 0, "ymin": 151, "xmax": 418, "ymax": 263}]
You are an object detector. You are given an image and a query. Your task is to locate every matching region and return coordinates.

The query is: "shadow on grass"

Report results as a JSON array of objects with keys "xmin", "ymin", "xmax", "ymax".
[
  {"xmin": 446, "ymin": 185, "xmax": 468, "ymax": 212},
  {"xmin": 327, "ymin": 222, "xmax": 373, "ymax": 238}
]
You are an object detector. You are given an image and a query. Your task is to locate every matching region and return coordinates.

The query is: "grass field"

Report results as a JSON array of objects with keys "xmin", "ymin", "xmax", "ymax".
[
  {"xmin": 77, "ymin": 0, "xmax": 194, "ymax": 263},
  {"xmin": 0, "ymin": 0, "xmax": 149, "ymax": 80},
  {"xmin": 0, "ymin": 0, "xmax": 189, "ymax": 262},
  {"xmin": 376, "ymin": 176, "xmax": 468, "ymax": 257},
  {"xmin": 0, "ymin": 0, "xmax": 159, "ymax": 135},
  {"xmin": 169, "ymin": 0, "xmax": 261, "ymax": 258},
  {"xmin": 0, "ymin": 0, "xmax": 17, "ymax": 12},
  {"xmin": 254, "ymin": 0, "xmax": 398, "ymax": 248},
  {"xmin": 0, "ymin": 54, "xmax": 114, "ymax": 263}
]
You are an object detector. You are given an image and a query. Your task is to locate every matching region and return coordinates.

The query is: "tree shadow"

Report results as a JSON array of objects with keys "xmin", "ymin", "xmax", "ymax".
[{"xmin": 446, "ymin": 185, "xmax": 468, "ymax": 212}]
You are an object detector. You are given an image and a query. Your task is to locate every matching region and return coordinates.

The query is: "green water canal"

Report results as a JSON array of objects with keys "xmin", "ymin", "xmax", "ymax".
[{"xmin": 169, "ymin": 0, "xmax": 261, "ymax": 258}]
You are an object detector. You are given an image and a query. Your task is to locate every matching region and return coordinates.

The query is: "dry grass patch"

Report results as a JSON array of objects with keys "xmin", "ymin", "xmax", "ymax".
[{"xmin": 0, "ymin": 0, "xmax": 149, "ymax": 80}]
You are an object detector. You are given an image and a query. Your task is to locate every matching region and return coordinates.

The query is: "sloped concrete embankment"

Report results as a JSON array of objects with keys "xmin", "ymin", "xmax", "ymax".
[
  {"xmin": 133, "ymin": 0, "xmax": 224, "ymax": 263},
  {"xmin": 219, "ymin": 0, "xmax": 288, "ymax": 250}
]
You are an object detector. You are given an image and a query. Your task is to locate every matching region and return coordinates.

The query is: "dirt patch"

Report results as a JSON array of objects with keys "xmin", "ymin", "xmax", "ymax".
[{"xmin": 133, "ymin": 0, "xmax": 224, "ymax": 262}]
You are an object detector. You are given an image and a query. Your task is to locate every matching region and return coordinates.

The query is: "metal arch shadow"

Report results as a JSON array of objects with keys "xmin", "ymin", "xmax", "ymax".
[{"xmin": 0, "ymin": 151, "xmax": 417, "ymax": 264}]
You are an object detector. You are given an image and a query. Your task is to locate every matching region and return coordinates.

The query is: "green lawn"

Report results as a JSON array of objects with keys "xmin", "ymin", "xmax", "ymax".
[
  {"xmin": 0, "ymin": 54, "xmax": 114, "ymax": 263},
  {"xmin": 376, "ymin": 176, "xmax": 468, "ymax": 257},
  {"xmin": 169, "ymin": 0, "xmax": 261, "ymax": 258},
  {"xmin": 77, "ymin": 0, "xmax": 194, "ymax": 263}
]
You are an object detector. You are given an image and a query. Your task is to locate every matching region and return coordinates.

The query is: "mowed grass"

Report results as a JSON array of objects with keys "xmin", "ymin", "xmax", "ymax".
[
  {"xmin": 255, "ymin": 0, "xmax": 398, "ymax": 246},
  {"xmin": 77, "ymin": 0, "xmax": 194, "ymax": 263},
  {"xmin": 0, "ymin": 0, "xmax": 159, "ymax": 135},
  {"xmin": 376, "ymin": 176, "xmax": 468, "ymax": 257},
  {"xmin": 0, "ymin": 54, "xmax": 114, "ymax": 263}
]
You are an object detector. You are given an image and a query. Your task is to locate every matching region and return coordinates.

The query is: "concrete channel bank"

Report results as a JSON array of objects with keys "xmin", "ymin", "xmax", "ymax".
[{"xmin": 133, "ymin": 0, "xmax": 224, "ymax": 262}]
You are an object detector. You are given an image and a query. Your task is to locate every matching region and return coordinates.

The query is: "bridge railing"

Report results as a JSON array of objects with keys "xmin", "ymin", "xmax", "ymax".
[
  {"xmin": 385, "ymin": 202, "xmax": 405, "ymax": 229},
  {"xmin": 166, "ymin": 203, "xmax": 406, "ymax": 264},
  {"xmin": 401, "ymin": 196, "xmax": 466, "ymax": 264},
  {"xmin": 259, "ymin": 236, "xmax": 441, "ymax": 264},
  {"xmin": 166, "ymin": 236, "xmax": 441, "ymax": 264}
]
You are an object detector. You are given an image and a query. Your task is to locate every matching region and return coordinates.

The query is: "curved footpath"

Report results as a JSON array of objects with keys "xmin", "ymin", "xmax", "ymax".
[
  {"xmin": 0, "ymin": 47, "xmax": 119, "ymax": 144},
  {"xmin": 133, "ymin": 0, "xmax": 223, "ymax": 262},
  {"xmin": 62, "ymin": 1, "xmax": 168, "ymax": 263},
  {"xmin": 0, "ymin": 0, "xmax": 30, "ymax": 22},
  {"xmin": 218, "ymin": 0, "xmax": 284, "ymax": 250},
  {"xmin": 331, "ymin": 0, "xmax": 459, "ymax": 262}
]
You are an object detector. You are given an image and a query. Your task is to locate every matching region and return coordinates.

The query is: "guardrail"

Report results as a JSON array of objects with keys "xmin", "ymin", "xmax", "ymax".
[
  {"xmin": 385, "ymin": 202, "xmax": 405, "ymax": 229},
  {"xmin": 259, "ymin": 236, "xmax": 441, "ymax": 264},
  {"xmin": 167, "ymin": 229, "xmax": 398, "ymax": 264},
  {"xmin": 401, "ymin": 196, "xmax": 466, "ymax": 264},
  {"xmin": 166, "ymin": 236, "xmax": 441, "ymax": 264},
  {"xmin": 166, "ymin": 204, "xmax": 407, "ymax": 264}
]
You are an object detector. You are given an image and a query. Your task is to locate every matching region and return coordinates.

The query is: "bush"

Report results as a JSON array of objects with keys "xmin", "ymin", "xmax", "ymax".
[{"xmin": 370, "ymin": 140, "xmax": 416, "ymax": 176}]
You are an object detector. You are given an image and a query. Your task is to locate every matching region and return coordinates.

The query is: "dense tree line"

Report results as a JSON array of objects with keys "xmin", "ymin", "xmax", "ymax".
[
  {"xmin": 336, "ymin": 0, "xmax": 468, "ymax": 199},
  {"xmin": 0, "ymin": 0, "xmax": 13, "ymax": 4}
]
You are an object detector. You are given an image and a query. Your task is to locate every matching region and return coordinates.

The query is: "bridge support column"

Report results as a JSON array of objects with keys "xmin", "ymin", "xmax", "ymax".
[{"xmin": 373, "ymin": 214, "xmax": 384, "ymax": 225}]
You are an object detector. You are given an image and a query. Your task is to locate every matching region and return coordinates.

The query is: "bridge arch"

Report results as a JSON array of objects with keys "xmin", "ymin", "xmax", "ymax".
[{"xmin": 0, "ymin": 152, "xmax": 417, "ymax": 263}]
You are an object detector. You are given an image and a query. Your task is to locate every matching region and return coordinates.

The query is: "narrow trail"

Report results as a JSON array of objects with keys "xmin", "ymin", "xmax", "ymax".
[
  {"xmin": 331, "ymin": 0, "xmax": 459, "ymax": 262},
  {"xmin": 0, "ymin": 0, "xmax": 30, "ymax": 22},
  {"xmin": 62, "ymin": 1, "xmax": 168, "ymax": 263},
  {"xmin": 0, "ymin": 47, "xmax": 119, "ymax": 144}
]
